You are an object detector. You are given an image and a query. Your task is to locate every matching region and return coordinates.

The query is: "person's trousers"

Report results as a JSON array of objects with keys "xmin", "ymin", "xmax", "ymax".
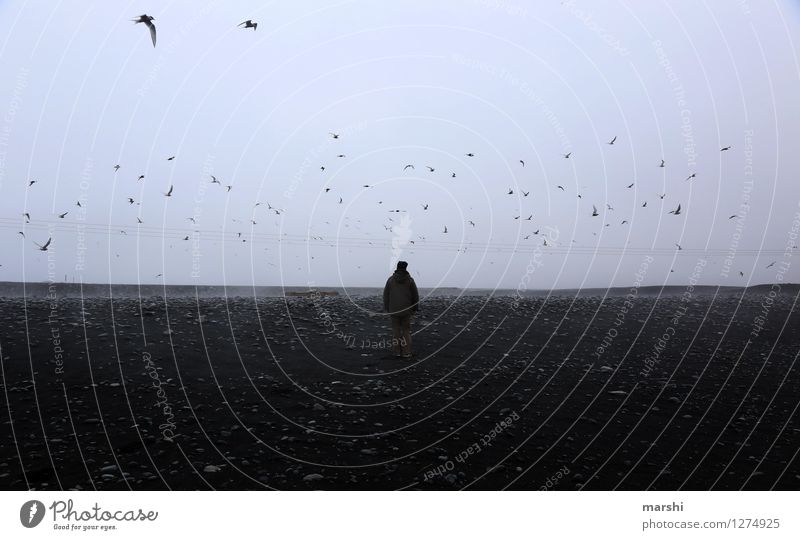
[{"xmin": 390, "ymin": 315, "xmax": 412, "ymax": 356}]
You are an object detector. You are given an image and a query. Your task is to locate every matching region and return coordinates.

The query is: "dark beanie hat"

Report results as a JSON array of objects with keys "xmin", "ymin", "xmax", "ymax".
[{"xmin": 397, "ymin": 261, "xmax": 408, "ymax": 270}]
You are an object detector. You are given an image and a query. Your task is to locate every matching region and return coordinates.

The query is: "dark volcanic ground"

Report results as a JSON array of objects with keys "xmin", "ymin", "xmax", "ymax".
[{"xmin": 1, "ymin": 287, "xmax": 799, "ymax": 490}]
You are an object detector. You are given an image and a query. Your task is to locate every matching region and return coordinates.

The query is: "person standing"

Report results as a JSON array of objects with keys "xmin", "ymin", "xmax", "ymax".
[{"xmin": 383, "ymin": 261, "xmax": 419, "ymax": 358}]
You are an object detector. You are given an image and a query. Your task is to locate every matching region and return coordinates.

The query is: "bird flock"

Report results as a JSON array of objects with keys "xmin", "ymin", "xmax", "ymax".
[{"xmin": 14, "ymin": 14, "xmax": 785, "ymax": 282}]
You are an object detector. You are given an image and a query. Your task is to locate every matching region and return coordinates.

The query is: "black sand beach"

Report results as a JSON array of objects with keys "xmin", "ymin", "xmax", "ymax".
[{"xmin": 1, "ymin": 283, "xmax": 799, "ymax": 490}]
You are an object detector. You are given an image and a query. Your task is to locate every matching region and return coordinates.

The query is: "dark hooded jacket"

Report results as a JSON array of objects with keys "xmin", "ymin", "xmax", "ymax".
[{"xmin": 383, "ymin": 270, "xmax": 419, "ymax": 317}]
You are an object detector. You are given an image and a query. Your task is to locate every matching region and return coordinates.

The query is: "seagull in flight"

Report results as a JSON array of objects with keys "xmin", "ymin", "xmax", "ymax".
[
  {"xmin": 658, "ymin": 193, "xmax": 666, "ymax": 199},
  {"xmin": 563, "ymin": 152, "xmax": 571, "ymax": 159},
  {"xmin": 132, "ymin": 14, "xmax": 157, "ymax": 47},
  {"xmin": 659, "ymin": 160, "xmax": 665, "ymax": 168},
  {"xmin": 465, "ymin": 153, "xmax": 475, "ymax": 157},
  {"xmin": 167, "ymin": 155, "xmax": 175, "ymax": 161},
  {"xmin": 127, "ymin": 197, "xmax": 135, "ymax": 204},
  {"xmin": 422, "ymin": 204, "xmax": 428, "ymax": 210},
  {"xmin": 685, "ymin": 173, "xmax": 696, "ymax": 181},
  {"xmin": 557, "ymin": 185, "xmax": 564, "ymax": 191},
  {"xmin": 720, "ymin": 146, "xmax": 731, "ymax": 152},
  {"xmin": 238, "ymin": 20, "xmax": 258, "ymax": 30},
  {"xmin": 451, "ymin": 172, "xmax": 456, "ymax": 178},
  {"xmin": 607, "ymin": 136, "xmax": 617, "ymax": 145},
  {"xmin": 114, "ymin": 164, "xmax": 121, "ymax": 172},
  {"xmin": 34, "ymin": 237, "xmax": 52, "ymax": 251},
  {"xmin": 403, "ymin": 164, "xmax": 414, "ymax": 171},
  {"xmin": 22, "ymin": 213, "xmax": 30, "ymax": 222},
  {"xmin": 669, "ymin": 203, "xmax": 681, "ymax": 215},
  {"xmin": 766, "ymin": 261, "xmax": 776, "ymax": 268},
  {"xmin": 137, "ymin": 175, "xmax": 145, "ymax": 181},
  {"xmin": 675, "ymin": 243, "xmax": 682, "ymax": 250},
  {"xmin": 507, "ymin": 188, "xmax": 513, "ymax": 195},
  {"xmin": 592, "ymin": 205, "xmax": 599, "ymax": 217},
  {"xmin": 522, "ymin": 190, "xmax": 530, "ymax": 197},
  {"xmin": 426, "ymin": 166, "xmax": 435, "ymax": 172},
  {"xmin": 329, "ymin": 132, "xmax": 339, "ymax": 139},
  {"xmin": 58, "ymin": 211, "xmax": 68, "ymax": 219},
  {"xmin": 626, "ymin": 182, "xmax": 634, "ymax": 188},
  {"xmin": 468, "ymin": 220, "xmax": 475, "ymax": 227},
  {"xmin": 28, "ymin": 180, "xmax": 36, "ymax": 187},
  {"xmin": 210, "ymin": 175, "xmax": 221, "ymax": 184},
  {"xmin": 443, "ymin": 226, "xmax": 448, "ymax": 233},
  {"xmin": 642, "ymin": 201, "xmax": 647, "ymax": 207},
  {"xmin": 728, "ymin": 214, "xmax": 737, "ymax": 219},
  {"xmin": 164, "ymin": 185, "xmax": 173, "ymax": 197}
]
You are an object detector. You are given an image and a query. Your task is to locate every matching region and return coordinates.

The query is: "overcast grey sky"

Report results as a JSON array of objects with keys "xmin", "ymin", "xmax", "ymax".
[{"xmin": 0, "ymin": 0, "xmax": 799, "ymax": 290}]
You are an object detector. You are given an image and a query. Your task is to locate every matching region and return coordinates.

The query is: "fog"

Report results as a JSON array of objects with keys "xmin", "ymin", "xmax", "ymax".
[{"xmin": 0, "ymin": 0, "xmax": 798, "ymax": 290}]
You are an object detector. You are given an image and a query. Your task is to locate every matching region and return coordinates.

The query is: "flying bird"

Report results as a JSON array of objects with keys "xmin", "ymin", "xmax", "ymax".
[
  {"xmin": 28, "ymin": 180, "xmax": 36, "ymax": 187},
  {"xmin": 592, "ymin": 205, "xmax": 599, "ymax": 217},
  {"xmin": 443, "ymin": 226, "xmax": 448, "ymax": 233},
  {"xmin": 507, "ymin": 188, "xmax": 513, "ymax": 195},
  {"xmin": 522, "ymin": 190, "xmax": 530, "ymax": 197},
  {"xmin": 519, "ymin": 160, "xmax": 525, "ymax": 167},
  {"xmin": 238, "ymin": 20, "xmax": 258, "ymax": 30},
  {"xmin": 403, "ymin": 164, "xmax": 414, "ymax": 171},
  {"xmin": 329, "ymin": 132, "xmax": 339, "ymax": 139},
  {"xmin": 766, "ymin": 261, "xmax": 776, "ymax": 268},
  {"xmin": 557, "ymin": 185, "xmax": 564, "ymax": 191},
  {"xmin": 22, "ymin": 213, "xmax": 30, "ymax": 222},
  {"xmin": 642, "ymin": 201, "xmax": 647, "ymax": 207},
  {"xmin": 465, "ymin": 153, "xmax": 475, "ymax": 157},
  {"xmin": 451, "ymin": 172, "xmax": 456, "ymax": 178},
  {"xmin": 114, "ymin": 164, "xmax": 121, "ymax": 172},
  {"xmin": 164, "ymin": 185, "xmax": 173, "ymax": 197},
  {"xmin": 127, "ymin": 197, "xmax": 134, "ymax": 204},
  {"xmin": 669, "ymin": 204, "xmax": 682, "ymax": 215},
  {"xmin": 226, "ymin": 185, "xmax": 232, "ymax": 192},
  {"xmin": 721, "ymin": 146, "xmax": 731, "ymax": 151},
  {"xmin": 685, "ymin": 173, "xmax": 696, "ymax": 181},
  {"xmin": 607, "ymin": 136, "xmax": 617, "ymax": 145},
  {"xmin": 34, "ymin": 237, "xmax": 52, "ymax": 251},
  {"xmin": 563, "ymin": 152, "xmax": 571, "ymax": 159},
  {"xmin": 675, "ymin": 243, "xmax": 682, "ymax": 250},
  {"xmin": 626, "ymin": 182, "xmax": 634, "ymax": 188},
  {"xmin": 728, "ymin": 214, "xmax": 737, "ymax": 219},
  {"xmin": 167, "ymin": 155, "xmax": 175, "ymax": 161},
  {"xmin": 468, "ymin": 220, "xmax": 475, "ymax": 227},
  {"xmin": 132, "ymin": 14, "xmax": 157, "ymax": 47},
  {"xmin": 426, "ymin": 166, "xmax": 435, "ymax": 172},
  {"xmin": 58, "ymin": 211, "xmax": 68, "ymax": 218},
  {"xmin": 422, "ymin": 204, "xmax": 428, "ymax": 210},
  {"xmin": 210, "ymin": 175, "xmax": 220, "ymax": 184},
  {"xmin": 659, "ymin": 160, "xmax": 665, "ymax": 168},
  {"xmin": 76, "ymin": 200, "xmax": 82, "ymax": 207},
  {"xmin": 137, "ymin": 175, "xmax": 145, "ymax": 181}
]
